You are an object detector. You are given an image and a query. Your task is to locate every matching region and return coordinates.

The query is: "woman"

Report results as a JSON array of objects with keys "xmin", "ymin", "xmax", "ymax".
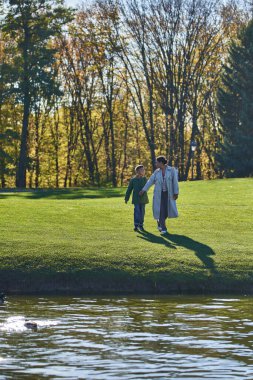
[{"xmin": 139, "ymin": 156, "xmax": 179, "ymax": 234}]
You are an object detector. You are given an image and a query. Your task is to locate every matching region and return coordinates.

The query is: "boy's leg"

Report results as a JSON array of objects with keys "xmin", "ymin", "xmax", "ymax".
[
  {"xmin": 139, "ymin": 204, "xmax": 145, "ymax": 228},
  {"xmin": 134, "ymin": 204, "xmax": 141, "ymax": 228}
]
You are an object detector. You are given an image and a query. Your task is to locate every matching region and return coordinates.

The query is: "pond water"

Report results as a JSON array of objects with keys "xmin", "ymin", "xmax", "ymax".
[{"xmin": 0, "ymin": 296, "xmax": 253, "ymax": 379}]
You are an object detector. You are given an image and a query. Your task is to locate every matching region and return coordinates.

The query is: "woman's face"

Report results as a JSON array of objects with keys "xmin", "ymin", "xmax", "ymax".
[{"xmin": 155, "ymin": 160, "xmax": 163, "ymax": 169}]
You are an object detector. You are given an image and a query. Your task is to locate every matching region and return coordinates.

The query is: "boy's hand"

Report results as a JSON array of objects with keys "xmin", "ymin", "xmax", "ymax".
[
  {"xmin": 139, "ymin": 190, "xmax": 145, "ymax": 196},
  {"xmin": 173, "ymin": 194, "xmax": 178, "ymax": 200}
]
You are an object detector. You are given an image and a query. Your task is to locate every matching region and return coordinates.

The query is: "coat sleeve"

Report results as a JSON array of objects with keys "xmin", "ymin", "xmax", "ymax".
[
  {"xmin": 172, "ymin": 168, "xmax": 179, "ymax": 195},
  {"xmin": 142, "ymin": 171, "xmax": 156, "ymax": 192},
  {"xmin": 125, "ymin": 179, "xmax": 133, "ymax": 202}
]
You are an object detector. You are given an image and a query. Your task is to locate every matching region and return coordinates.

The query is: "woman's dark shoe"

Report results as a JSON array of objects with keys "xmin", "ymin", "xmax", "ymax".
[
  {"xmin": 134, "ymin": 227, "xmax": 138, "ymax": 231},
  {"xmin": 157, "ymin": 221, "xmax": 162, "ymax": 232},
  {"xmin": 139, "ymin": 226, "xmax": 145, "ymax": 231}
]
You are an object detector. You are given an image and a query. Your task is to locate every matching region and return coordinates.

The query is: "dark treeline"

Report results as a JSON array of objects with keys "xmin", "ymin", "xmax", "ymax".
[{"xmin": 0, "ymin": 0, "xmax": 251, "ymax": 188}]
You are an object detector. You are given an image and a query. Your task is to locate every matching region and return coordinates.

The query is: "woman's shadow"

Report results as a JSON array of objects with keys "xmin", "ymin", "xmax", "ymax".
[{"xmin": 138, "ymin": 230, "xmax": 216, "ymax": 273}]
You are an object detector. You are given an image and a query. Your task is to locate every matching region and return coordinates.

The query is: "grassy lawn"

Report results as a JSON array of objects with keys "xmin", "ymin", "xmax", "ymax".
[{"xmin": 0, "ymin": 178, "xmax": 252, "ymax": 294}]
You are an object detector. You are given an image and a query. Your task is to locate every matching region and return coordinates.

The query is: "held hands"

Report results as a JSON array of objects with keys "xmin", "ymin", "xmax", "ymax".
[{"xmin": 138, "ymin": 191, "xmax": 177, "ymax": 199}]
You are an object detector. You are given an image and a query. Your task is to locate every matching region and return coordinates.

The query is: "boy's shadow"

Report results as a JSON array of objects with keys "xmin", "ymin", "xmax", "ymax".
[{"xmin": 138, "ymin": 230, "xmax": 216, "ymax": 273}]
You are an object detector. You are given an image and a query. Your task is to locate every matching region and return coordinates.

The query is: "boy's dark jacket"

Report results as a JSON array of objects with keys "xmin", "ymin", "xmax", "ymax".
[{"xmin": 125, "ymin": 176, "xmax": 149, "ymax": 205}]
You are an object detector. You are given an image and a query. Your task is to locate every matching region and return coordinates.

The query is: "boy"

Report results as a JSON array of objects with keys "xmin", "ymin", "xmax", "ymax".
[{"xmin": 125, "ymin": 165, "xmax": 149, "ymax": 231}]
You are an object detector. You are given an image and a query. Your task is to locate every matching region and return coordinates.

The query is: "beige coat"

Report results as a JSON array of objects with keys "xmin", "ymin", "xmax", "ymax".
[{"xmin": 142, "ymin": 166, "xmax": 179, "ymax": 219}]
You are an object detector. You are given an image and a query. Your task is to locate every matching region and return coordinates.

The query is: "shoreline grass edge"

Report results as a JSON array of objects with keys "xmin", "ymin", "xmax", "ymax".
[{"xmin": 1, "ymin": 269, "xmax": 253, "ymax": 295}]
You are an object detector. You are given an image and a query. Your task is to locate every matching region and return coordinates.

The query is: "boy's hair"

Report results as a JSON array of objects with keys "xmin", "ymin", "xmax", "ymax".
[{"xmin": 135, "ymin": 165, "xmax": 144, "ymax": 173}]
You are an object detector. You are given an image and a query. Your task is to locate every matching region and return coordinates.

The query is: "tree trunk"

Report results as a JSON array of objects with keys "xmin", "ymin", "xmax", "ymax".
[
  {"xmin": 1, "ymin": 168, "xmax": 5, "ymax": 188},
  {"xmin": 184, "ymin": 100, "xmax": 198, "ymax": 180},
  {"xmin": 16, "ymin": 93, "xmax": 30, "ymax": 187},
  {"xmin": 16, "ymin": 25, "xmax": 30, "ymax": 188},
  {"xmin": 79, "ymin": 116, "xmax": 95, "ymax": 185},
  {"xmin": 35, "ymin": 114, "xmax": 40, "ymax": 188},
  {"xmin": 169, "ymin": 114, "xmax": 174, "ymax": 166},
  {"xmin": 103, "ymin": 121, "xmax": 111, "ymax": 182},
  {"xmin": 121, "ymin": 115, "xmax": 128, "ymax": 186},
  {"xmin": 165, "ymin": 108, "xmax": 169, "ymax": 159},
  {"xmin": 109, "ymin": 107, "xmax": 117, "ymax": 187},
  {"xmin": 196, "ymin": 143, "xmax": 202, "ymax": 180}
]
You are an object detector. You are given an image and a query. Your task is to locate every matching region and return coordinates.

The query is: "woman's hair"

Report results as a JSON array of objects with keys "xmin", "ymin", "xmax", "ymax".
[{"xmin": 156, "ymin": 156, "xmax": 168, "ymax": 165}]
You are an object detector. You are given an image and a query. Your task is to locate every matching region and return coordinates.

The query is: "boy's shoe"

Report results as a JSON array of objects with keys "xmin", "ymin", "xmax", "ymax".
[{"xmin": 161, "ymin": 230, "xmax": 168, "ymax": 235}]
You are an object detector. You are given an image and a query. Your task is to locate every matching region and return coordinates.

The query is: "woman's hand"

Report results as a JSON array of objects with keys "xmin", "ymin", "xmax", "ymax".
[
  {"xmin": 139, "ymin": 190, "xmax": 145, "ymax": 196},
  {"xmin": 173, "ymin": 194, "xmax": 178, "ymax": 200}
]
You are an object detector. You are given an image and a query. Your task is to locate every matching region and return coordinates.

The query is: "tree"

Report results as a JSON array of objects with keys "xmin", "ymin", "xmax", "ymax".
[
  {"xmin": 58, "ymin": 21, "xmax": 102, "ymax": 186},
  {"xmin": 86, "ymin": 1, "xmax": 121, "ymax": 187},
  {"xmin": 147, "ymin": 0, "xmax": 224, "ymax": 179},
  {"xmin": 1, "ymin": 0, "xmax": 73, "ymax": 187},
  {"xmin": 217, "ymin": 19, "xmax": 253, "ymax": 177},
  {"xmin": 0, "ymin": 0, "xmax": 249, "ymax": 187}
]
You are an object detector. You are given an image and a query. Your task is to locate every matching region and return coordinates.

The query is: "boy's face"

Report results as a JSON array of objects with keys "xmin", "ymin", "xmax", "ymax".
[{"xmin": 137, "ymin": 167, "xmax": 145, "ymax": 176}]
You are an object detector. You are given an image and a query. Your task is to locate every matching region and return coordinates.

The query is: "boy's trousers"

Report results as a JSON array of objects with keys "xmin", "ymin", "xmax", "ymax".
[{"xmin": 134, "ymin": 204, "xmax": 146, "ymax": 227}]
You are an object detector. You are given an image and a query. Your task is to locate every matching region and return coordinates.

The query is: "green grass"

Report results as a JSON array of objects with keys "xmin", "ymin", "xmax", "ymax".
[{"xmin": 0, "ymin": 178, "xmax": 252, "ymax": 294}]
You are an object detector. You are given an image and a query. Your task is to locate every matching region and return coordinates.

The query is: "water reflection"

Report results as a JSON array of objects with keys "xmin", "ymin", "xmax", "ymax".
[{"xmin": 0, "ymin": 296, "xmax": 253, "ymax": 379}]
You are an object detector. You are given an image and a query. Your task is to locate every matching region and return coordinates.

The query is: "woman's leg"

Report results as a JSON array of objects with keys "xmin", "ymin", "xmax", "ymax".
[{"xmin": 159, "ymin": 191, "xmax": 168, "ymax": 231}]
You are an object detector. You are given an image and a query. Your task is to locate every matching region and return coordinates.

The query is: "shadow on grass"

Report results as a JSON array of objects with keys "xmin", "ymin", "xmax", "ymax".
[
  {"xmin": 138, "ymin": 230, "xmax": 217, "ymax": 273},
  {"xmin": 137, "ymin": 231, "xmax": 177, "ymax": 250},
  {"xmin": 0, "ymin": 188, "xmax": 125, "ymax": 200}
]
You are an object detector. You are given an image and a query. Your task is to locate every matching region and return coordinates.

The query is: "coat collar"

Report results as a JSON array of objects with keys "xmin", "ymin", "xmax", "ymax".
[
  {"xmin": 156, "ymin": 166, "xmax": 171, "ymax": 181},
  {"xmin": 157, "ymin": 166, "xmax": 171, "ymax": 173}
]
